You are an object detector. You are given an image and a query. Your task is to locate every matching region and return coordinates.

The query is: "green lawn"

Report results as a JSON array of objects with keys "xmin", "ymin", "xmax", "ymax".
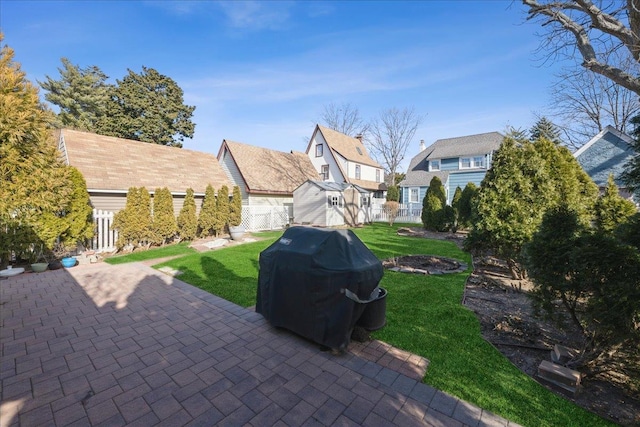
[
  {"xmin": 152, "ymin": 224, "xmax": 610, "ymax": 427},
  {"xmin": 103, "ymin": 241, "xmax": 196, "ymax": 265}
]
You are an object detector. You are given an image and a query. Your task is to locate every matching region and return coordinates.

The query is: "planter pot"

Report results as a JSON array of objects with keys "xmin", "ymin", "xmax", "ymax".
[
  {"xmin": 31, "ymin": 262, "xmax": 48, "ymax": 273},
  {"xmin": 356, "ymin": 287, "xmax": 387, "ymax": 331},
  {"xmin": 48, "ymin": 260, "xmax": 62, "ymax": 270},
  {"xmin": 61, "ymin": 257, "xmax": 77, "ymax": 268},
  {"xmin": 229, "ymin": 225, "xmax": 245, "ymax": 241}
]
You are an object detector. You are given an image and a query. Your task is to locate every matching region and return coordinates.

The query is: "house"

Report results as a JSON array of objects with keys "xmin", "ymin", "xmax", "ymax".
[
  {"xmin": 56, "ymin": 128, "xmax": 231, "ymax": 213},
  {"xmin": 399, "ymin": 132, "xmax": 504, "ymax": 206},
  {"xmin": 305, "ymin": 125, "xmax": 386, "ymax": 201},
  {"xmin": 573, "ymin": 125, "xmax": 637, "ymax": 200},
  {"xmin": 293, "ymin": 181, "xmax": 372, "ymax": 227},
  {"xmin": 217, "ymin": 139, "xmax": 318, "ymax": 208}
]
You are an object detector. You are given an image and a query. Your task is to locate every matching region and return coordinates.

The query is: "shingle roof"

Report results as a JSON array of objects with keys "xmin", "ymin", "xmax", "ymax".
[
  {"xmin": 427, "ymin": 132, "xmax": 503, "ymax": 159},
  {"xmin": 400, "ymin": 131, "xmax": 503, "ymax": 187},
  {"xmin": 304, "ymin": 181, "xmax": 370, "ymax": 194},
  {"xmin": 316, "ymin": 125, "xmax": 381, "ymax": 168},
  {"xmin": 58, "ymin": 129, "xmax": 230, "ymax": 194},
  {"xmin": 220, "ymin": 140, "xmax": 318, "ymax": 194}
]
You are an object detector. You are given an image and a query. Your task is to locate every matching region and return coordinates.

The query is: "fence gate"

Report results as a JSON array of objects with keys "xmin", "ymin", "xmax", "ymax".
[{"xmin": 91, "ymin": 209, "xmax": 117, "ymax": 253}]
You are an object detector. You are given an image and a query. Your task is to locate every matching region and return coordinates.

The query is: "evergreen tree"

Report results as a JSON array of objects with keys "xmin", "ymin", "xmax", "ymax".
[
  {"xmin": 0, "ymin": 35, "xmax": 72, "ymax": 264},
  {"xmin": 594, "ymin": 174, "xmax": 637, "ymax": 232},
  {"xmin": 421, "ymin": 176, "xmax": 447, "ymax": 231},
  {"xmin": 530, "ymin": 116, "xmax": 562, "ymax": 144},
  {"xmin": 97, "ymin": 66, "xmax": 195, "ymax": 147},
  {"xmin": 198, "ymin": 184, "xmax": 217, "ymax": 237},
  {"xmin": 152, "ymin": 187, "xmax": 177, "ymax": 245},
  {"xmin": 177, "ymin": 188, "xmax": 198, "ymax": 241},
  {"xmin": 621, "ymin": 113, "xmax": 640, "ymax": 194},
  {"xmin": 59, "ymin": 167, "xmax": 94, "ymax": 249},
  {"xmin": 216, "ymin": 185, "xmax": 230, "ymax": 235},
  {"xmin": 228, "ymin": 186, "xmax": 243, "ymax": 227},
  {"xmin": 39, "ymin": 58, "xmax": 110, "ymax": 131},
  {"xmin": 457, "ymin": 182, "xmax": 478, "ymax": 230},
  {"xmin": 386, "ymin": 185, "xmax": 399, "ymax": 202},
  {"xmin": 451, "ymin": 186, "xmax": 463, "ymax": 229},
  {"xmin": 112, "ymin": 187, "xmax": 154, "ymax": 249}
]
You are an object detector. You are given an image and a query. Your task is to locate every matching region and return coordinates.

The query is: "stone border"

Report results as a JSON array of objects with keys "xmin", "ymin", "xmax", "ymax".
[{"xmin": 384, "ymin": 255, "xmax": 468, "ymax": 275}]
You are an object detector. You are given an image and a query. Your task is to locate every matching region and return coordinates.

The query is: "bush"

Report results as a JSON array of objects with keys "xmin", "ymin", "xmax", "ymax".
[
  {"xmin": 229, "ymin": 186, "xmax": 242, "ymax": 227},
  {"xmin": 216, "ymin": 185, "xmax": 230, "ymax": 235},
  {"xmin": 112, "ymin": 187, "xmax": 154, "ymax": 249},
  {"xmin": 594, "ymin": 174, "xmax": 637, "ymax": 232},
  {"xmin": 457, "ymin": 182, "xmax": 478, "ymax": 230},
  {"xmin": 421, "ymin": 176, "xmax": 447, "ymax": 231},
  {"xmin": 386, "ymin": 185, "xmax": 399, "ymax": 202},
  {"xmin": 382, "ymin": 201, "xmax": 400, "ymax": 225},
  {"xmin": 152, "ymin": 187, "xmax": 177, "ymax": 245},
  {"xmin": 198, "ymin": 184, "xmax": 218, "ymax": 237},
  {"xmin": 177, "ymin": 188, "xmax": 197, "ymax": 241}
]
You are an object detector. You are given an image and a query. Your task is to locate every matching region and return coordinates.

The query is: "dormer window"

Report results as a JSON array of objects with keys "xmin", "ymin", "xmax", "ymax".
[
  {"xmin": 316, "ymin": 144, "xmax": 323, "ymax": 157},
  {"xmin": 473, "ymin": 156, "xmax": 485, "ymax": 168},
  {"xmin": 356, "ymin": 147, "xmax": 363, "ymax": 155},
  {"xmin": 430, "ymin": 160, "xmax": 440, "ymax": 171},
  {"xmin": 461, "ymin": 156, "xmax": 485, "ymax": 169}
]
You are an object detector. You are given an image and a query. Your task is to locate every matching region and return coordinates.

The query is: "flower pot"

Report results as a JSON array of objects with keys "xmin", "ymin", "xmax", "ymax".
[
  {"xmin": 31, "ymin": 262, "xmax": 48, "ymax": 273},
  {"xmin": 229, "ymin": 225, "xmax": 245, "ymax": 241},
  {"xmin": 61, "ymin": 257, "xmax": 77, "ymax": 268},
  {"xmin": 48, "ymin": 260, "xmax": 62, "ymax": 270}
]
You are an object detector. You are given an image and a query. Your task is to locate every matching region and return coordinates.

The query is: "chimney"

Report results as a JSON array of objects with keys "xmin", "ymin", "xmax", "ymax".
[
  {"xmin": 355, "ymin": 134, "xmax": 363, "ymax": 142},
  {"xmin": 419, "ymin": 139, "xmax": 426, "ymax": 151}
]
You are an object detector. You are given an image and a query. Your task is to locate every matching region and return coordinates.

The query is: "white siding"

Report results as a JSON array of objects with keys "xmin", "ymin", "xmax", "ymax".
[
  {"xmin": 308, "ymin": 132, "xmax": 345, "ymax": 182},
  {"xmin": 220, "ymin": 148, "xmax": 248, "ymax": 200},
  {"xmin": 293, "ymin": 182, "xmax": 328, "ymax": 225},
  {"xmin": 247, "ymin": 194, "xmax": 293, "ymax": 207}
]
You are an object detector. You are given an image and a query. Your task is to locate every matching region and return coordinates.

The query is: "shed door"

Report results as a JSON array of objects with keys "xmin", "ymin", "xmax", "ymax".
[{"xmin": 343, "ymin": 188, "xmax": 359, "ymax": 227}]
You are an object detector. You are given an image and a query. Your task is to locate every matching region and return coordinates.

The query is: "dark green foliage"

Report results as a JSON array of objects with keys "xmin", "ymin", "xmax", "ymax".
[
  {"xmin": 616, "ymin": 212, "xmax": 640, "ymax": 250},
  {"xmin": 621, "ymin": 113, "xmax": 640, "ymax": 193},
  {"xmin": 451, "ymin": 186, "xmax": 463, "ymax": 229},
  {"xmin": 177, "ymin": 188, "xmax": 197, "ymax": 241},
  {"xmin": 112, "ymin": 187, "xmax": 154, "ymax": 249},
  {"xmin": 467, "ymin": 135, "xmax": 598, "ymax": 278},
  {"xmin": 386, "ymin": 185, "xmax": 399, "ymax": 202},
  {"xmin": 525, "ymin": 205, "xmax": 640, "ymax": 370},
  {"xmin": 39, "ymin": 58, "xmax": 110, "ymax": 131},
  {"xmin": 229, "ymin": 186, "xmax": 242, "ymax": 227},
  {"xmin": 198, "ymin": 184, "xmax": 218, "ymax": 237},
  {"xmin": 0, "ymin": 37, "xmax": 72, "ymax": 265},
  {"xmin": 97, "ymin": 66, "xmax": 195, "ymax": 147},
  {"xmin": 595, "ymin": 174, "xmax": 637, "ymax": 232},
  {"xmin": 216, "ymin": 185, "xmax": 230, "ymax": 235},
  {"xmin": 58, "ymin": 167, "xmax": 94, "ymax": 249},
  {"xmin": 457, "ymin": 182, "xmax": 478, "ymax": 230},
  {"xmin": 152, "ymin": 187, "xmax": 177, "ymax": 245},
  {"xmin": 421, "ymin": 176, "xmax": 448, "ymax": 231},
  {"xmin": 529, "ymin": 116, "xmax": 562, "ymax": 144}
]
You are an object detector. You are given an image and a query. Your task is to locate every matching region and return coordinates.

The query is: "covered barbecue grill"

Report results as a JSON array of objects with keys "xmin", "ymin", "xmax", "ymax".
[{"xmin": 256, "ymin": 226, "xmax": 384, "ymax": 350}]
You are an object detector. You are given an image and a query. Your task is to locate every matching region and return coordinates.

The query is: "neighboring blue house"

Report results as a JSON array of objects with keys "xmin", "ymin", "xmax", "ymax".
[
  {"xmin": 399, "ymin": 131, "xmax": 504, "ymax": 207},
  {"xmin": 573, "ymin": 125, "xmax": 636, "ymax": 200}
]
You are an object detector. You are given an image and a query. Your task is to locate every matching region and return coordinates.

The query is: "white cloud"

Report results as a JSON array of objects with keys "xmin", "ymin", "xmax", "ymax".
[{"xmin": 216, "ymin": 1, "xmax": 295, "ymax": 31}]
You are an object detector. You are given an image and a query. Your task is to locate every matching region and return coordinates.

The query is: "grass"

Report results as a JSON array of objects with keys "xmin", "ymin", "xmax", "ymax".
[
  {"xmin": 152, "ymin": 224, "xmax": 610, "ymax": 427},
  {"xmin": 103, "ymin": 241, "xmax": 196, "ymax": 265}
]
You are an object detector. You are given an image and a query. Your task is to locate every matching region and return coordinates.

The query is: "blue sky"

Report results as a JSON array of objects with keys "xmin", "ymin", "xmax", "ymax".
[{"xmin": 2, "ymin": 1, "xmax": 562, "ymax": 171}]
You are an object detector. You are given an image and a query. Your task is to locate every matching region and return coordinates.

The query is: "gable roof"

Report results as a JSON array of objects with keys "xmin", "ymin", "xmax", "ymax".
[
  {"xmin": 297, "ymin": 180, "xmax": 370, "ymax": 194},
  {"xmin": 573, "ymin": 125, "xmax": 635, "ymax": 188},
  {"xmin": 313, "ymin": 125, "xmax": 382, "ymax": 168},
  {"xmin": 219, "ymin": 140, "xmax": 318, "ymax": 195},
  {"xmin": 400, "ymin": 131, "xmax": 503, "ymax": 187},
  {"xmin": 57, "ymin": 129, "xmax": 230, "ymax": 194}
]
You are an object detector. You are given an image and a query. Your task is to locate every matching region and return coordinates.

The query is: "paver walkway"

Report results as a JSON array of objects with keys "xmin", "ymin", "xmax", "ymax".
[{"xmin": 0, "ymin": 263, "xmax": 521, "ymax": 426}]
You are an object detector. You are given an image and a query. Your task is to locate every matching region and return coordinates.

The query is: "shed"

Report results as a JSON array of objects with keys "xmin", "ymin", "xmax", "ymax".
[{"xmin": 293, "ymin": 180, "xmax": 372, "ymax": 227}]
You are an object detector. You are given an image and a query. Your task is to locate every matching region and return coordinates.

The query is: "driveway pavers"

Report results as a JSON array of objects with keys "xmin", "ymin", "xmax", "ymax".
[{"xmin": 0, "ymin": 262, "xmax": 522, "ymax": 426}]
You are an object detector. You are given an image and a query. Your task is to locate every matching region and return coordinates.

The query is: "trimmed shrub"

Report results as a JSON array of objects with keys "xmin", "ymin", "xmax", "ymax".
[
  {"xmin": 229, "ymin": 186, "xmax": 242, "ymax": 227},
  {"xmin": 386, "ymin": 185, "xmax": 399, "ymax": 202},
  {"xmin": 216, "ymin": 185, "xmax": 230, "ymax": 235},
  {"xmin": 177, "ymin": 188, "xmax": 197, "ymax": 241},
  {"xmin": 152, "ymin": 187, "xmax": 177, "ymax": 245},
  {"xmin": 198, "ymin": 184, "xmax": 217, "ymax": 237}
]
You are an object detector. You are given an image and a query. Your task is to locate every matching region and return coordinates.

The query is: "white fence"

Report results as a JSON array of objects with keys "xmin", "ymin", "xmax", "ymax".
[
  {"xmin": 241, "ymin": 206, "xmax": 292, "ymax": 231},
  {"xmin": 91, "ymin": 209, "xmax": 118, "ymax": 253},
  {"xmin": 370, "ymin": 204, "xmax": 423, "ymax": 224}
]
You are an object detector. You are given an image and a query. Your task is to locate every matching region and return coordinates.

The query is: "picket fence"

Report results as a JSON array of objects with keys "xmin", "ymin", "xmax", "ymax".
[{"xmin": 89, "ymin": 204, "xmax": 423, "ymax": 252}]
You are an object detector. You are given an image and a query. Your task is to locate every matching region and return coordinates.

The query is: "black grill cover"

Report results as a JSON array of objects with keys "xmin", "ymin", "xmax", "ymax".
[{"xmin": 256, "ymin": 226, "xmax": 384, "ymax": 350}]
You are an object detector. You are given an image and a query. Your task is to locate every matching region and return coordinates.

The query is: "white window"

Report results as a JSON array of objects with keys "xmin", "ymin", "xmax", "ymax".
[
  {"xmin": 430, "ymin": 160, "xmax": 440, "ymax": 171},
  {"xmin": 355, "ymin": 165, "xmax": 361, "ymax": 180},
  {"xmin": 316, "ymin": 144, "xmax": 323, "ymax": 157},
  {"xmin": 460, "ymin": 158, "xmax": 471, "ymax": 169},
  {"xmin": 410, "ymin": 188, "xmax": 419, "ymax": 203},
  {"xmin": 321, "ymin": 165, "xmax": 329, "ymax": 181},
  {"xmin": 473, "ymin": 156, "xmax": 485, "ymax": 168}
]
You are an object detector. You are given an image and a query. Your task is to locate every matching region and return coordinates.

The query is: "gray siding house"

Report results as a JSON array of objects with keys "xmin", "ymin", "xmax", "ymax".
[
  {"xmin": 573, "ymin": 125, "xmax": 636, "ymax": 200},
  {"xmin": 399, "ymin": 132, "xmax": 503, "ymax": 207}
]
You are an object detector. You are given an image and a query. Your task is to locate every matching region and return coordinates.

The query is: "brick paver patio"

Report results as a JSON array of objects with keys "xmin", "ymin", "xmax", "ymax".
[{"xmin": 0, "ymin": 262, "xmax": 521, "ymax": 426}]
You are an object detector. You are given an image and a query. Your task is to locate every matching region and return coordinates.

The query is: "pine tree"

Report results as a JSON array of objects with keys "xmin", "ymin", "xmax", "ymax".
[
  {"xmin": 457, "ymin": 182, "xmax": 478, "ymax": 230},
  {"xmin": 216, "ymin": 185, "xmax": 230, "ymax": 236},
  {"xmin": 152, "ymin": 187, "xmax": 177, "ymax": 245},
  {"xmin": 451, "ymin": 186, "xmax": 463, "ymax": 229},
  {"xmin": 421, "ymin": 176, "xmax": 447, "ymax": 231},
  {"xmin": 198, "ymin": 184, "xmax": 217, "ymax": 237},
  {"xmin": 228, "ymin": 186, "xmax": 243, "ymax": 227},
  {"xmin": 177, "ymin": 188, "xmax": 198, "ymax": 241},
  {"xmin": 594, "ymin": 174, "xmax": 637, "ymax": 232},
  {"xmin": 530, "ymin": 116, "xmax": 562, "ymax": 144},
  {"xmin": 39, "ymin": 58, "xmax": 110, "ymax": 131},
  {"xmin": 386, "ymin": 186, "xmax": 399, "ymax": 202},
  {"xmin": 59, "ymin": 167, "xmax": 94, "ymax": 249},
  {"xmin": 0, "ymin": 35, "xmax": 72, "ymax": 264},
  {"xmin": 112, "ymin": 187, "xmax": 154, "ymax": 249}
]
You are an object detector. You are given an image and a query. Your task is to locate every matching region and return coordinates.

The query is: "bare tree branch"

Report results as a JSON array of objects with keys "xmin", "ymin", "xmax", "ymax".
[
  {"xmin": 319, "ymin": 102, "xmax": 369, "ymax": 137},
  {"xmin": 523, "ymin": 0, "xmax": 640, "ymax": 95},
  {"xmin": 368, "ymin": 107, "xmax": 423, "ymax": 185}
]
